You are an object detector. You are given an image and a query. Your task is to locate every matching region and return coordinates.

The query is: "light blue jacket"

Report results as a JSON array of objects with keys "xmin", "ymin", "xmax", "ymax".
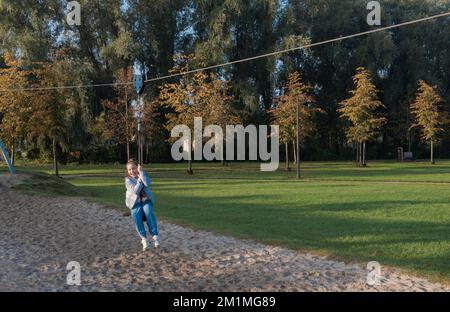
[{"xmin": 125, "ymin": 171, "xmax": 156, "ymax": 209}]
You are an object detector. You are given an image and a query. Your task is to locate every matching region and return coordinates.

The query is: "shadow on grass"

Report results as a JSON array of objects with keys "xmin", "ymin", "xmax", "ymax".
[{"xmin": 154, "ymin": 192, "xmax": 450, "ymax": 281}]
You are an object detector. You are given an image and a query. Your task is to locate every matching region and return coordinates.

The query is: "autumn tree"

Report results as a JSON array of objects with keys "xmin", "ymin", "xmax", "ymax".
[
  {"xmin": 199, "ymin": 72, "xmax": 240, "ymax": 165},
  {"xmin": 29, "ymin": 51, "xmax": 93, "ymax": 176},
  {"xmin": 338, "ymin": 67, "xmax": 386, "ymax": 167},
  {"xmin": 160, "ymin": 54, "xmax": 240, "ymax": 172},
  {"xmin": 410, "ymin": 80, "xmax": 447, "ymax": 164},
  {"xmin": 0, "ymin": 53, "xmax": 33, "ymax": 166},
  {"xmin": 159, "ymin": 55, "xmax": 199, "ymax": 174},
  {"xmin": 29, "ymin": 70, "xmax": 67, "ymax": 176},
  {"xmin": 100, "ymin": 67, "xmax": 136, "ymax": 160},
  {"xmin": 272, "ymin": 71, "xmax": 319, "ymax": 171},
  {"xmin": 160, "ymin": 55, "xmax": 202, "ymax": 173},
  {"xmin": 140, "ymin": 96, "xmax": 161, "ymax": 163}
]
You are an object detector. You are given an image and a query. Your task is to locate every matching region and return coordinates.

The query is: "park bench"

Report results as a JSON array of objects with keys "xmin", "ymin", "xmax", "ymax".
[{"xmin": 403, "ymin": 152, "xmax": 413, "ymax": 161}]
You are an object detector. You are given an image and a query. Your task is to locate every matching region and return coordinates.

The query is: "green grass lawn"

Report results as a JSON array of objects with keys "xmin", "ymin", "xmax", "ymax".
[{"xmin": 2, "ymin": 160, "xmax": 450, "ymax": 283}]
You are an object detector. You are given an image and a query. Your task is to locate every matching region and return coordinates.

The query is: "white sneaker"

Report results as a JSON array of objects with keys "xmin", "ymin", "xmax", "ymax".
[
  {"xmin": 152, "ymin": 235, "xmax": 161, "ymax": 248},
  {"xmin": 141, "ymin": 237, "xmax": 149, "ymax": 251}
]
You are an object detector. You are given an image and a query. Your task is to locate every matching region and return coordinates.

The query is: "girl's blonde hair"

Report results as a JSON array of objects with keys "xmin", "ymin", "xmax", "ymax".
[{"xmin": 124, "ymin": 159, "xmax": 138, "ymax": 178}]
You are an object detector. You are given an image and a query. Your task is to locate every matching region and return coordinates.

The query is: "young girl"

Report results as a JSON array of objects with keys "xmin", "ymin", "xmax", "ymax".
[{"xmin": 125, "ymin": 159, "xmax": 160, "ymax": 250}]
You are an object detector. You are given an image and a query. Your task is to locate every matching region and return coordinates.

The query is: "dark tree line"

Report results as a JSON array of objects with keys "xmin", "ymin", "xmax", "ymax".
[{"xmin": 1, "ymin": 0, "xmax": 449, "ymax": 164}]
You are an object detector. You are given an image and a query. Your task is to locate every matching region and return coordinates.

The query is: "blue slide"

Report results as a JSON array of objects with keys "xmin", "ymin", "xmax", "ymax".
[{"xmin": 0, "ymin": 140, "xmax": 15, "ymax": 174}]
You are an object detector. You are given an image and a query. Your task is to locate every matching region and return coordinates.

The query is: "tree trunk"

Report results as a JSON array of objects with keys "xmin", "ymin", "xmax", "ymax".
[
  {"xmin": 126, "ymin": 139, "xmax": 130, "ymax": 161},
  {"xmin": 285, "ymin": 141, "xmax": 290, "ymax": 171},
  {"xmin": 141, "ymin": 139, "xmax": 144, "ymax": 166},
  {"xmin": 292, "ymin": 141, "xmax": 297, "ymax": 164},
  {"xmin": 359, "ymin": 142, "xmax": 363, "ymax": 166},
  {"xmin": 187, "ymin": 144, "xmax": 193, "ymax": 174},
  {"xmin": 431, "ymin": 139, "xmax": 434, "ymax": 164},
  {"xmin": 143, "ymin": 142, "xmax": 146, "ymax": 164},
  {"xmin": 125, "ymin": 91, "xmax": 130, "ymax": 161},
  {"xmin": 137, "ymin": 130, "xmax": 140, "ymax": 165},
  {"xmin": 296, "ymin": 138, "xmax": 300, "ymax": 178},
  {"xmin": 10, "ymin": 142, "xmax": 15, "ymax": 167},
  {"xmin": 356, "ymin": 142, "xmax": 361, "ymax": 166},
  {"xmin": 362, "ymin": 141, "xmax": 366, "ymax": 166},
  {"xmin": 296, "ymin": 103, "xmax": 300, "ymax": 179},
  {"xmin": 296, "ymin": 102, "xmax": 300, "ymax": 179},
  {"xmin": 407, "ymin": 129, "xmax": 412, "ymax": 152},
  {"xmin": 221, "ymin": 139, "xmax": 226, "ymax": 166},
  {"xmin": 53, "ymin": 137, "xmax": 59, "ymax": 177}
]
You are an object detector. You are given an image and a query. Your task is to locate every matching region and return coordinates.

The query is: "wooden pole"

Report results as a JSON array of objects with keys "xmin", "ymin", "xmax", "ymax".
[{"xmin": 53, "ymin": 137, "xmax": 59, "ymax": 177}]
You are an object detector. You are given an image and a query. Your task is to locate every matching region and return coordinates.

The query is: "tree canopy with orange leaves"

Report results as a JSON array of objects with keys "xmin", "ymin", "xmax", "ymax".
[
  {"xmin": 0, "ymin": 53, "xmax": 33, "ymax": 148},
  {"xmin": 0, "ymin": 51, "xmax": 93, "ymax": 175},
  {"xmin": 272, "ymin": 71, "xmax": 321, "ymax": 169},
  {"xmin": 159, "ymin": 54, "xmax": 240, "ymax": 172},
  {"xmin": 99, "ymin": 67, "xmax": 136, "ymax": 159},
  {"xmin": 338, "ymin": 67, "xmax": 386, "ymax": 166},
  {"xmin": 410, "ymin": 80, "xmax": 447, "ymax": 164}
]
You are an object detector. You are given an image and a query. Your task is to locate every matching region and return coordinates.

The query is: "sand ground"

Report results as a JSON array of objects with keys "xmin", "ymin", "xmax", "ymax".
[{"xmin": 0, "ymin": 173, "xmax": 448, "ymax": 292}]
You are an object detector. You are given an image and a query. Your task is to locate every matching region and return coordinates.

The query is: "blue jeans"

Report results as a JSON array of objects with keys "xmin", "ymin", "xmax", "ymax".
[{"xmin": 131, "ymin": 200, "xmax": 158, "ymax": 239}]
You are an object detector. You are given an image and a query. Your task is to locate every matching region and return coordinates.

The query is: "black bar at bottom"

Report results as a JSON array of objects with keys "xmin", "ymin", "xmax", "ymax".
[{"xmin": 1, "ymin": 292, "xmax": 448, "ymax": 311}]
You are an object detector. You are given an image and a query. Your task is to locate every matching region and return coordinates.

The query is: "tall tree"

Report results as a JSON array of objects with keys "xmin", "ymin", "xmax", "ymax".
[
  {"xmin": 272, "ymin": 71, "xmax": 319, "ymax": 170},
  {"xmin": 160, "ymin": 54, "xmax": 240, "ymax": 172},
  {"xmin": 338, "ymin": 67, "xmax": 386, "ymax": 166},
  {"xmin": 191, "ymin": 0, "xmax": 279, "ymax": 124},
  {"xmin": 0, "ymin": 53, "xmax": 33, "ymax": 165},
  {"xmin": 200, "ymin": 72, "xmax": 240, "ymax": 165},
  {"xmin": 159, "ymin": 55, "xmax": 202, "ymax": 174},
  {"xmin": 0, "ymin": 0, "xmax": 61, "ymax": 62},
  {"xmin": 100, "ymin": 67, "xmax": 136, "ymax": 160},
  {"xmin": 126, "ymin": 0, "xmax": 188, "ymax": 75},
  {"xmin": 141, "ymin": 96, "xmax": 161, "ymax": 164},
  {"xmin": 410, "ymin": 80, "xmax": 447, "ymax": 164},
  {"xmin": 28, "ymin": 51, "xmax": 93, "ymax": 176}
]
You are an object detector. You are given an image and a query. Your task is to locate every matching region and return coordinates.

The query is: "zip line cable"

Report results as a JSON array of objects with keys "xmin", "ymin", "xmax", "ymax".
[
  {"xmin": 0, "ymin": 82, "xmax": 132, "ymax": 92},
  {"xmin": 1, "ymin": 11, "xmax": 449, "ymax": 93}
]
